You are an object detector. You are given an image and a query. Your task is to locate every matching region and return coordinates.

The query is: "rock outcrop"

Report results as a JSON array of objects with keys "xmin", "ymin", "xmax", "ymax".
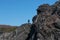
[{"xmin": 26, "ymin": 1, "xmax": 60, "ymax": 40}]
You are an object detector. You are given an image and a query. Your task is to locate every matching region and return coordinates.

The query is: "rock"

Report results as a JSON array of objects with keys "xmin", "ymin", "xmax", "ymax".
[
  {"xmin": 29, "ymin": 1, "xmax": 60, "ymax": 40},
  {"xmin": 37, "ymin": 4, "xmax": 53, "ymax": 15},
  {"xmin": 32, "ymin": 15, "xmax": 37, "ymax": 23}
]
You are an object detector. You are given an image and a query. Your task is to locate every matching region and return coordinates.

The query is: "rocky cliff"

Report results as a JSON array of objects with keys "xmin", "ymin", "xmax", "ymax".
[{"xmin": 26, "ymin": 1, "xmax": 60, "ymax": 40}]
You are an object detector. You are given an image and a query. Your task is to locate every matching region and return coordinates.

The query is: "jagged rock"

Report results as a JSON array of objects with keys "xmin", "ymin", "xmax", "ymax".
[
  {"xmin": 37, "ymin": 4, "xmax": 53, "ymax": 15},
  {"xmin": 53, "ymin": 19, "xmax": 60, "ymax": 29},
  {"xmin": 16, "ymin": 23, "xmax": 31, "ymax": 40},
  {"xmin": 32, "ymin": 15, "xmax": 37, "ymax": 23},
  {"xmin": 30, "ymin": 1, "xmax": 60, "ymax": 40}
]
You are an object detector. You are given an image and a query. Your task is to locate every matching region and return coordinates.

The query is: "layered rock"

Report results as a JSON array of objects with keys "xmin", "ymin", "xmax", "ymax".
[{"xmin": 29, "ymin": 1, "xmax": 60, "ymax": 40}]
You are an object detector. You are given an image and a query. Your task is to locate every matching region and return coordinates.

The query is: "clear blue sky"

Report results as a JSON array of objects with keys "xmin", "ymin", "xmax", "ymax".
[{"xmin": 0, "ymin": 0, "xmax": 57, "ymax": 26}]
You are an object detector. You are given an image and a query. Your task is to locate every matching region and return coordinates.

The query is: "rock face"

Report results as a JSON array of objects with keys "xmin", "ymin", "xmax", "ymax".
[
  {"xmin": 17, "ymin": 23, "xmax": 31, "ymax": 40},
  {"xmin": 26, "ymin": 1, "xmax": 60, "ymax": 40}
]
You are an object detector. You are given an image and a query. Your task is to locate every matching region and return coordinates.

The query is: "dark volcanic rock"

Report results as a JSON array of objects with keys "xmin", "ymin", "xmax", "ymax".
[
  {"xmin": 16, "ymin": 23, "xmax": 31, "ymax": 40},
  {"xmin": 30, "ymin": 1, "xmax": 60, "ymax": 40},
  {"xmin": 37, "ymin": 4, "xmax": 53, "ymax": 15},
  {"xmin": 32, "ymin": 15, "xmax": 37, "ymax": 23}
]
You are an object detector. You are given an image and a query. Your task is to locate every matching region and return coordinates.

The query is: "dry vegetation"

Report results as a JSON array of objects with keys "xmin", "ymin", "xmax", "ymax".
[{"xmin": 0, "ymin": 25, "xmax": 17, "ymax": 32}]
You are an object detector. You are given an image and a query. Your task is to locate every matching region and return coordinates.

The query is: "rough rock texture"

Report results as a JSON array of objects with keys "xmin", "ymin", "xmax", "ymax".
[
  {"xmin": 26, "ymin": 1, "xmax": 60, "ymax": 40},
  {"xmin": 16, "ymin": 23, "xmax": 31, "ymax": 40}
]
